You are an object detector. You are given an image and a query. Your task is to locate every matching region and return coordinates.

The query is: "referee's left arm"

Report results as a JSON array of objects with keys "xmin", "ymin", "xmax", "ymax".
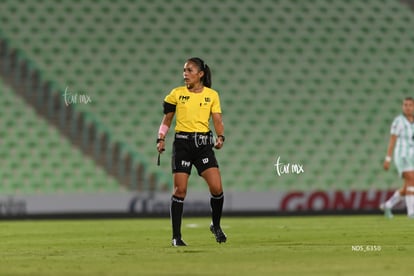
[{"xmin": 212, "ymin": 112, "xmax": 224, "ymax": 149}]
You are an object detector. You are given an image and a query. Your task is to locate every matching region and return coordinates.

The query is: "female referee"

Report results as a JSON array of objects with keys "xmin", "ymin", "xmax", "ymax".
[
  {"xmin": 156, "ymin": 57, "xmax": 227, "ymax": 246},
  {"xmin": 383, "ymin": 97, "xmax": 414, "ymax": 218}
]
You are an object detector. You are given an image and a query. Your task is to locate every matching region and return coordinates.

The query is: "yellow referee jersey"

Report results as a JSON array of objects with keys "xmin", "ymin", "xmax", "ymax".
[{"xmin": 164, "ymin": 86, "xmax": 222, "ymax": 133}]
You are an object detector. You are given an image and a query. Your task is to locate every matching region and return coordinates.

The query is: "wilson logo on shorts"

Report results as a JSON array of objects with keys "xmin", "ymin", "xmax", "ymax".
[{"xmin": 202, "ymin": 158, "xmax": 209, "ymax": 164}]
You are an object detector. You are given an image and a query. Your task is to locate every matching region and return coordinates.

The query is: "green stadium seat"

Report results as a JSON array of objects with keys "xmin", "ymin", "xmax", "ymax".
[
  {"xmin": 1, "ymin": 0, "xmax": 413, "ymax": 192},
  {"xmin": 0, "ymin": 77, "xmax": 123, "ymax": 194}
]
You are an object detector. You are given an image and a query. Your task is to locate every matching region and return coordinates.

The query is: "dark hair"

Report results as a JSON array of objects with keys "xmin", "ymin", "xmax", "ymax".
[
  {"xmin": 405, "ymin": 97, "xmax": 414, "ymax": 102},
  {"xmin": 187, "ymin": 57, "xmax": 212, "ymax": 88}
]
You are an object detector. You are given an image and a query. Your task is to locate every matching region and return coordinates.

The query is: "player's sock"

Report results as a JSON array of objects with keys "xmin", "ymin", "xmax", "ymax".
[
  {"xmin": 210, "ymin": 193, "xmax": 224, "ymax": 227},
  {"xmin": 170, "ymin": 196, "xmax": 184, "ymax": 239},
  {"xmin": 385, "ymin": 190, "xmax": 403, "ymax": 209},
  {"xmin": 405, "ymin": 193, "xmax": 414, "ymax": 217},
  {"xmin": 406, "ymin": 185, "xmax": 414, "ymax": 217}
]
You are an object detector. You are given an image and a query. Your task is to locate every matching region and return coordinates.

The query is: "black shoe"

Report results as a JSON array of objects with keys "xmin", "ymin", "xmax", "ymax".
[
  {"xmin": 172, "ymin": 238, "xmax": 187, "ymax": 247},
  {"xmin": 210, "ymin": 223, "xmax": 227, "ymax": 243}
]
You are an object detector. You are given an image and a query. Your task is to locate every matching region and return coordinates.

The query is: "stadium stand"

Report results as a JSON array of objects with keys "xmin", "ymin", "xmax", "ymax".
[
  {"xmin": 0, "ymin": 77, "xmax": 123, "ymax": 194},
  {"xmin": 1, "ymin": 0, "xmax": 413, "ymax": 193}
]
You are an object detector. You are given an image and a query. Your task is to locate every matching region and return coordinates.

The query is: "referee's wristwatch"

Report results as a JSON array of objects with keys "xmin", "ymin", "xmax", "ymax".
[{"xmin": 217, "ymin": 135, "xmax": 225, "ymax": 142}]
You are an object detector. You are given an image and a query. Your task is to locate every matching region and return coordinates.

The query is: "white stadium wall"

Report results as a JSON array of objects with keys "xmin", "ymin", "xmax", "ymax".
[{"xmin": 0, "ymin": 189, "xmax": 402, "ymax": 218}]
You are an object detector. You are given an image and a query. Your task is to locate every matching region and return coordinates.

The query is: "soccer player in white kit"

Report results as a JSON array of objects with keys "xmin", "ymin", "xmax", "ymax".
[{"xmin": 382, "ymin": 97, "xmax": 414, "ymax": 218}]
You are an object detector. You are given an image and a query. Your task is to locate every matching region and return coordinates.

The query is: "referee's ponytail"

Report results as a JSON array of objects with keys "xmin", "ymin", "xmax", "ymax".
[{"xmin": 188, "ymin": 57, "xmax": 212, "ymax": 88}]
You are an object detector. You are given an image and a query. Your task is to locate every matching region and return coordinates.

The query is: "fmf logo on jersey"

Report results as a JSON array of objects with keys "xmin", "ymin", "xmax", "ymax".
[
  {"xmin": 181, "ymin": 160, "xmax": 191, "ymax": 167},
  {"xmin": 179, "ymin": 95, "xmax": 190, "ymax": 103},
  {"xmin": 204, "ymin": 97, "xmax": 211, "ymax": 102}
]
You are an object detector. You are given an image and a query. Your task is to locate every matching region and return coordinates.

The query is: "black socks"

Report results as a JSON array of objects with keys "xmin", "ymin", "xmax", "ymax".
[
  {"xmin": 210, "ymin": 193, "xmax": 224, "ymax": 227},
  {"xmin": 170, "ymin": 196, "xmax": 184, "ymax": 239},
  {"xmin": 171, "ymin": 193, "xmax": 224, "ymax": 239}
]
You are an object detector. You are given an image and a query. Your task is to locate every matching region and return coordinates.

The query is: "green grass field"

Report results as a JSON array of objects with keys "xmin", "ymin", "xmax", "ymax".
[{"xmin": 0, "ymin": 215, "xmax": 413, "ymax": 276}]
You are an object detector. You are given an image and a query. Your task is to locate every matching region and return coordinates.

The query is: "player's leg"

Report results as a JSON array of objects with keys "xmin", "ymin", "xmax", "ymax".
[
  {"xmin": 194, "ymin": 144, "xmax": 226, "ymax": 243},
  {"xmin": 402, "ymin": 171, "xmax": 414, "ymax": 217},
  {"xmin": 381, "ymin": 185, "xmax": 405, "ymax": 214},
  {"xmin": 201, "ymin": 167, "xmax": 227, "ymax": 243},
  {"xmin": 385, "ymin": 157, "xmax": 409, "ymax": 218},
  {"xmin": 170, "ymin": 139, "xmax": 192, "ymax": 246},
  {"xmin": 399, "ymin": 186, "xmax": 407, "ymax": 197},
  {"xmin": 171, "ymin": 172, "xmax": 189, "ymax": 246},
  {"xmin": 202, "ymin": 167, "xmax": 224, "ymax": 225}
]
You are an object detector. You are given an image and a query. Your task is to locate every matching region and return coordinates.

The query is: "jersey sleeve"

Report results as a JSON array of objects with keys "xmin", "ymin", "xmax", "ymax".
[
  {"xmin": 164, "ymin": 88, "xmax": 178, "ymax": 105},
  {"xmin": 390, "ymin": 117, "xmax": 401, "ymax": 136},
  {"xmin": 163, "ymin": 88, "xmax": 178, "ymax": 114},
  {"xmin": 211, "ymin": 92, "xmax": 222, "ymax": 113}
]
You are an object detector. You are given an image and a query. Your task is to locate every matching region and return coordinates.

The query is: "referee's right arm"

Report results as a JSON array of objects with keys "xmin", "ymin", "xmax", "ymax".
[{"xmin": 157, "ymin": 112, "xmax": 174, "ymax": 153}]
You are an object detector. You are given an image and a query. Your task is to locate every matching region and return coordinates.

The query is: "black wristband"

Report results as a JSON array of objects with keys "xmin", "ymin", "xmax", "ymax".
[
  {"xmin": 156, "ymin": 138, "xmax": 165, "ymax": 144},
  {"xmin": 217, "ymin": 135, "xmax": 225, "ymax": 142}
]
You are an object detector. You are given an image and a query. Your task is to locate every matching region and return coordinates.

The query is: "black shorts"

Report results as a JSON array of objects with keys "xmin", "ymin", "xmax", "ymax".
[{"xmin": 172, "ymin": 131, "xmax": 219, "ymax": 175}]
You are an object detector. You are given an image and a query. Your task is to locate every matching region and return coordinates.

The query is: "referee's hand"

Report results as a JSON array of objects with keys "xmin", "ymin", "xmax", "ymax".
[
  {"xmin": 214, "ymin": 137, "xmax": 224, "ymax": 149},
  {"xmin": 157, "ymin": 140, "xmax": 165, "ymax": 153}
]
